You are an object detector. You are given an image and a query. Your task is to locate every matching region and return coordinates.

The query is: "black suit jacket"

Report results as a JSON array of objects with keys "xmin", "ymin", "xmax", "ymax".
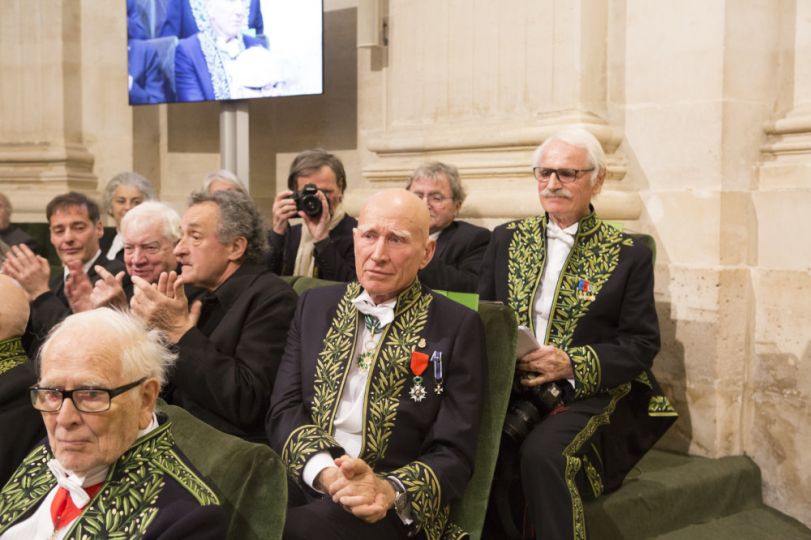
[
  {"xmin": 419, "ymin": 220, "xmax": 490, "ymax": 293},
  {"xmin": 165, "ymin": 264, "xmax": 297, "ymax": 443},
  {"xmin": 478, "ymin": 211, "xmax": 677, "ymax": 490},
  {"xmin": 0, "ymin": 337, "xmax": 44, "ymax": 487},
  {"xmin": 23, "ymin": 253, "xmax": 126, "ymax": 357},
  {"xmin": 267, "ymin": 281, "xmax": 484, "ymax": 540},
  {"xmin": 267, "ymin": 214, "xmax": 357, "ymax": 282},
  {"xmin": 0, "ymin": 224, "xmax": 40, "ymax": 255}
]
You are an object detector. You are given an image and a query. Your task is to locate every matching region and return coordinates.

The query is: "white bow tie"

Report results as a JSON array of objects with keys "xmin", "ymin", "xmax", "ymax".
[
  {"xmin": 546, "ymin": 221, "xmax": 577, "ymax": 248},
  {"xmin": 351, "ymin": 297, "xmax": 395, "ymax": 328},
  {"xmin": 47, "ymin": 460, "xmax": 107, "ymax": 508}
]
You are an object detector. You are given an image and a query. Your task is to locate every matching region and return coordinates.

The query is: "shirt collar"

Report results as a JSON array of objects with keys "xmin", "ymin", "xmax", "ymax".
[{"xmin": 63, "ymin": 250, "xmax": 102, "ymax": 280}]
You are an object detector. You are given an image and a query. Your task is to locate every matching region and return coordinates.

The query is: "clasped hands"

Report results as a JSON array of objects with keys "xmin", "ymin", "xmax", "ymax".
[
  {"xmin": 315, "ymin": 456, "xmax": 397, "ymax": 524},
  {"xmin": 516, "ymin": 345, "xmax": 574, "ymax": 386},
  {"xmin": 130, "ymin": 271, "xmax": 201, "ymax": 343}
]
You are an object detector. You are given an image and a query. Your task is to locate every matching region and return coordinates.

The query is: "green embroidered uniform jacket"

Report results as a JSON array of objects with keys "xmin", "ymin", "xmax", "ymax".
[
  {"xmin": 478, "ymin": 211, "xmax": 677, "ymax": 489},
  {"xmin": 0, "ymin": 416, "xmax": 227, "ymax": 539},
  {"xmin": 0, "ymin": 336, "xmax": 44, "ymax": 486},
  {"xmin": 267, "ymin": 281, "xmax": 485, "ymax": 540}
]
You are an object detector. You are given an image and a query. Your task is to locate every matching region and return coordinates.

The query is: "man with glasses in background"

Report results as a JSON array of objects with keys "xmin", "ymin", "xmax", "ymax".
[
  {"xmin": 0, "ymin": 308, "xmax": 227, "ymax": 539},
  {"xmin": 406, "ymin": 162, "xmax": 490, "ymax": 293},
  {"xmin": 479, "ymin": 128, "xmax": 677, "ymax": 539}
]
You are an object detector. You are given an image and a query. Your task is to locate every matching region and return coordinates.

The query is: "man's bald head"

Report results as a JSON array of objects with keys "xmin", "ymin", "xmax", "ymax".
[
  {"xmin": 0, "ymin": 275, "xmax": 30, "ymax": 340},
  {"xmin": 354, "ymin": 189, "xmax": 435, "ymax": 304},
  {"xmin": 359, "ymin": 189, "xmax": 431, "ymax": 242}
]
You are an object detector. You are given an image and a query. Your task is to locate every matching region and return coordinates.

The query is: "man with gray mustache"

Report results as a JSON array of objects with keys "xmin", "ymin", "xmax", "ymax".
[{"xmin": 479, "ymin": 128, "xmax": 677, "ymax": 539}]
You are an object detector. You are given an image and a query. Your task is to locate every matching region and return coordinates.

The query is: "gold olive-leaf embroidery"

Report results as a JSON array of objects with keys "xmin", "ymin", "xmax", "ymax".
[
  {"xmin": 311, "ymin": 282, "xmax": 361, "ymax": 429},
  {"xmin": 361, "ymin": 282, "xmax": 431, "ymax": 467},
  {"xmin": 582, "ymin": 455, "xmax": 604, "ymax": 498},
  {"xmin": 282, "ymin": 424, "xmax": 341, "ymax": 487},
  {"xmin": 564, "ymin": 383, "xmax": 631, "ymax": 540},
  {"xmin": 440, "ymin": 521, "xmax": 469, "ymax": 540},
  {"xmin": 393, "ymin": 461, "xmax": 449, "ymax": 540},
  {"xmin": 0, "ymin": 446, "xmax": 54, "ymax": 534},
  {"xmin": 568, "ymin": 346, "xmax": 601, "ymax": 399},
  {"xmin": 648, "ymin": 395, "xmax": 679, "ymax": 417},
  {"xmin": 506, "ymin": 217, "xmax": 545, "ymax": 330},
  {"xmin": 547, "ymin": 217, "xmax": 623, "ymax": 349},
  {"xmin": 0, "ymin": 336, "xmax": 27, "ymax": 375}
]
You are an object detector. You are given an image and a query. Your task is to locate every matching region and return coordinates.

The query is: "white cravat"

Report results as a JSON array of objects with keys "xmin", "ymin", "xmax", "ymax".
[
  {"xmin": 351, "ymin": 292, "xmax": 395, "ymax": 327},
  {"xmin": 302, "ymin": 291, "xmax": 396, "ymax": 489}
]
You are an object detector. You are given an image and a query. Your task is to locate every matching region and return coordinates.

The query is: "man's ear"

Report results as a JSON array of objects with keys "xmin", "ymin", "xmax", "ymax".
[
  {"xmin": 95, "ymin": 220, "xmax": 104, "ymax": 239},
  {"xmin": 591, "ymin": 169, "xmax": 607, "ymax": 197},
  {"xmin": 419, "ymin": 238, "xmax": 436, "ymax": 270},
  {"xmin": 227, "ymin": 236, "xmax": 248, "ymax": 262},
  {"xmin": 138, "ymin": 378, "xmax": 160, "ymax": 430}
]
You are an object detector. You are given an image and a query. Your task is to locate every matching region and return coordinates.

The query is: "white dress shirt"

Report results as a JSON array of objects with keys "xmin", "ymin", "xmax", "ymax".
[
  {"xmin": 62, "ymin": 250, "xmax": 102, "ymax": 283},
  {"xmin": 532, "ymin": 220, "xmax": 578, "ymax": 388}
]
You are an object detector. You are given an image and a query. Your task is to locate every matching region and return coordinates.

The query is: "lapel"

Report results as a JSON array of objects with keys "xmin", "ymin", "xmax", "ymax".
[
  {"xmin": 433, "ymin": 222, "xmax": 456, "ymax": 260},
  {"xmin": 310, "ymin": 281, "xmax": 433, "ymax": 468}
]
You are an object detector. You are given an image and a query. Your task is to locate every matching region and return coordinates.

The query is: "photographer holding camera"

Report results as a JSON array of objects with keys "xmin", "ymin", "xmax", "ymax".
[
  {"xmin": 268, "ymin": 149, "xmax": 357, "ymax": 282},
  {"xmin": 479, "ymin": 128, "xmax": 677, "ymax": 540}
]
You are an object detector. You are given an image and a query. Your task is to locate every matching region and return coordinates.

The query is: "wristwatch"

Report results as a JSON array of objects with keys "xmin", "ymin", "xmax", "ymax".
[{"xmin": 386, "ymin": 476, "xmax": 409, "ymax": 517}]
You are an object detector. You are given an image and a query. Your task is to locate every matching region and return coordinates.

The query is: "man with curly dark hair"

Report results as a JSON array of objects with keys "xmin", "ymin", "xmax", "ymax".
[{"xmin": 131, "ymin": 190, "xmax": 297, "ymax": 443}]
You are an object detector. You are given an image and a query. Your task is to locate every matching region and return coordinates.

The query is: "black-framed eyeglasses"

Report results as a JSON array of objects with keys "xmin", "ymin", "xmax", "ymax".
[
  {"xmin": 30, "ymin": 377, "xmax": 147, "ymax": 413},
  {"xmin": 533, "ymin": 167, "xmax": 595, "ymax": 184}
]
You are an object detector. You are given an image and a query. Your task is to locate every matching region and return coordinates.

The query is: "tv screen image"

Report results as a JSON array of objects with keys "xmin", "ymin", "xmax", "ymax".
[{"xmin": 127, "ymin": 0, "xmax": 324, "ymax": 105}]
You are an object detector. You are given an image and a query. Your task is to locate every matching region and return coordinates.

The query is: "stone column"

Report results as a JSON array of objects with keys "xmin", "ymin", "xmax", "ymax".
[
  {"xmin": 751, "ymin": 0, "xmax": 811, "ymax": 524},
  {"xmin": 354, "ymin": 0, "xmax": 639, "ymax": 222},
  {"xmin": 0, "ymin": 0, "xmax": 96, "ymax": 221}
]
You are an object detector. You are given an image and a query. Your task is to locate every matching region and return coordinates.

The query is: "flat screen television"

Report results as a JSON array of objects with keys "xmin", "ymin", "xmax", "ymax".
[{"xmin": 127, "ymin": 0, "xmax": 324, "ymax": 105}]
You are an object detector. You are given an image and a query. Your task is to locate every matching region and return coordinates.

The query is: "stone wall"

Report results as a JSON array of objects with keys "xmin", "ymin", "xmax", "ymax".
[{"xmin": 0, "ymin": 0, "xmax": 808, "ymax": 527}]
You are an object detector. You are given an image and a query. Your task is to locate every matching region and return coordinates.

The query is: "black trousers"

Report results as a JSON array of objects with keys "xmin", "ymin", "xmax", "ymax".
[
  {"xmin": 284, "ymin": 482, "xmax": 412, "ymax": 540},
  {"xmin": 518, "ymin": 390, "xmax": 627, "ymax": 540}
]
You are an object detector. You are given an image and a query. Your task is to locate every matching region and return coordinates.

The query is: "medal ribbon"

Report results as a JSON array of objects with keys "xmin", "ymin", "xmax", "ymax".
[{"xmin": 410, "ymin": 351, "xmax": 429, "ymax": 377}]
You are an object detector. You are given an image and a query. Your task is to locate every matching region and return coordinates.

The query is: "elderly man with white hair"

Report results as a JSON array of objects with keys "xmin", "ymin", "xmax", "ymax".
[
  {"xmin": 0, "ymin": 308, "xmax": 227, "ymax": 539},
  {"xmin": 87, "ymin": 201, "xmax": 182, "ymax": 311},
  {"xmin": 0, "ymin": 275, "xmax": 44, "ymax": 486},
  {"xmin": 479, "ymin": 128, "xmax": 677, "ymax": 540}
]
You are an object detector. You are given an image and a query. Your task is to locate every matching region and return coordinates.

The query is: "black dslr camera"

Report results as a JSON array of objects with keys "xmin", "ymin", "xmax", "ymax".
[
  {"xmin": 502, "ymin": 377, "xmax": 564, "ymax": 446},
  {"xmin": 291, "ymin": 183, "xmax": 323, "ymax": 218}
]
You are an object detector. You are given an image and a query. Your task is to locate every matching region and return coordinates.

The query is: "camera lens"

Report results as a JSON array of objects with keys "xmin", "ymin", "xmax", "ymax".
[
  {"xmin": 294, "ymin": 184, "xmax": 323, "ymax": 218},
  {"xmin": 502, "ymin": 400, "xmax": 542, "ymax": 446},
  {"xmin": 300, "ymin": 196, "xmax": 322, "ymax": 218}
]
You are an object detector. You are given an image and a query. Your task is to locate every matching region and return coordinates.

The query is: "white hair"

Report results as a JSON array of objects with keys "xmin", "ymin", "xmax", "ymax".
[
  {"xmin": 120, "ymin": 201, "xmax": 182, "ymax": 244},
  {"xmin": 202, "ymin": 169, "xmax": 248, "ymax": 195},
  {"xmin": 39, "ymin": 308, "xmax": 177, "ymax": 388},
  {"xmin": 531, "ymin": 128, "xmax": 607, "ymax": 185}
]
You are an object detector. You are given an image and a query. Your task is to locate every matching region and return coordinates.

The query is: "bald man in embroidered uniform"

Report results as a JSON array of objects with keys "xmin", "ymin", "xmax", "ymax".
[
  {"xmin": 479, "ymin": 128, "xmax": 677, "ymax": 540},
  {"xmin": 0, "ymin": 275, "xmax": 44, "ymax": 486},
  {"xmin": 268, "ymin": 189, "xmax": 485, "ymax": 540}
]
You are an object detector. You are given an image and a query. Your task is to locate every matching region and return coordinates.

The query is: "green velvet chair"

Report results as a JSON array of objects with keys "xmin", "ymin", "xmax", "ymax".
[
  {"xmin": 160, "ymin": 403, "xmax": 287, "ymax": 540},
  {"xmin": 450, "ymin": 300, "xmax": 517, "ymax": 539}
]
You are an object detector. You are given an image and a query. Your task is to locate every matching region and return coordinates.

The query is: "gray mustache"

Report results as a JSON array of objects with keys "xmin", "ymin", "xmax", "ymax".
[{"xmin": 541, "ymin": 188, "xmax": 573, "ymax": 199}]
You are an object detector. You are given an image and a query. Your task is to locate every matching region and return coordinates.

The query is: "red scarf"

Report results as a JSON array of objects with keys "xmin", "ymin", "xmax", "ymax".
[{"xmin": 50, "ymin": 482, "xmax": 103, "ymax": 531}]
